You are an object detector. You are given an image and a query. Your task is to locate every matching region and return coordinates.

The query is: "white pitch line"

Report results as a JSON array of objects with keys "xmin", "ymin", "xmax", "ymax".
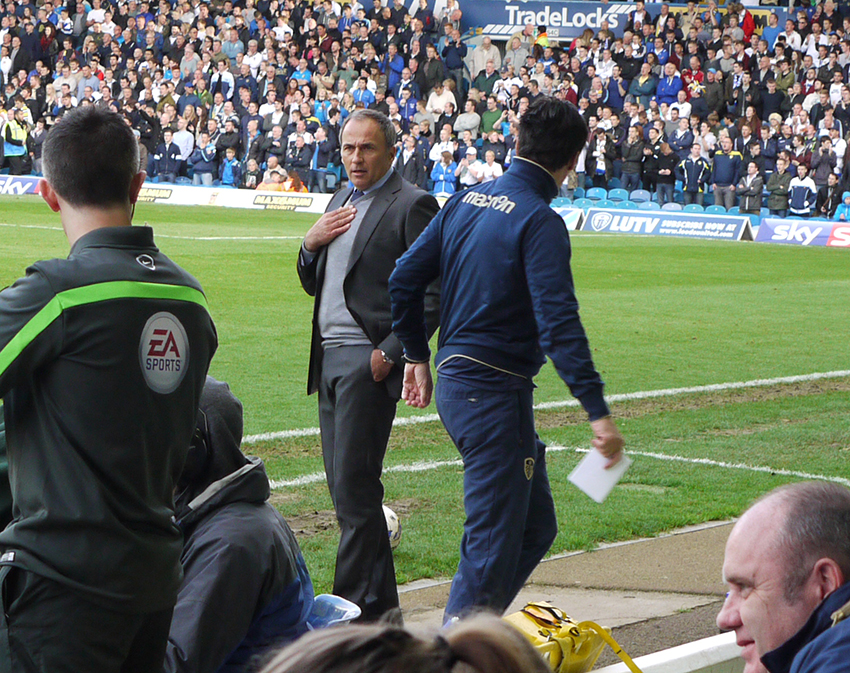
[
  {"xmin": 0, "ymin": 222, "xmax": 62, "ymax": 232},
  {"xmin": 0, "ymin": 223, "xmax": 301, "ymax": 241},
  {"xmin": 155, "ymin": 234, "xmax": 303, "ymax": 241},
  {"xmin": 244, "ymin": 369, "xmax": 850, "ymax": 444},
  {"xmin": 574, "ymin": 447, "xmax": 850, "ymax": 488},
  {"xmin": 269, "ymin": 444, "xmax": 850, "ymax": 491}
]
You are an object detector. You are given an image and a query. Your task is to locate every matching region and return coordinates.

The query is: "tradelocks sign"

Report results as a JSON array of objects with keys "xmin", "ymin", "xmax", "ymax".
[
  {"xmin": 462, "ymin": 2, "xmax": 788, "ymax": 41},
  {"xmin": 582, "ymin": 208, "xmax": 753, "ymax": 242}
]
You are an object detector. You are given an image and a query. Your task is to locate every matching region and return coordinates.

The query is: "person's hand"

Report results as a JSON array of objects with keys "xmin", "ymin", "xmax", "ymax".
[
  {"xmin": 730, "ymin": 184, "xmax": 736, "ymax": 191},
  {"xmin": 303, "ymin": 205, "xmax": 357, "ymax": 252},
  {"xmin": 590, "ymin": 416, "xmax": 624, "ymax": 468},
  {"xmin": 402, "ymin": 362, "xmax": 432, "ymax": 408},
  {"xmin": 370, "ymin": 348, "xmax": 394, "ymax": 382}
]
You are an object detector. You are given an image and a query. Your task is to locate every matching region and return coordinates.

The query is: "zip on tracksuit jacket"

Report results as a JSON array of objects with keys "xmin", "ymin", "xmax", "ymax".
[
  {"xmin": 709, "ymin": 150, "xmax": 743, "ymax": 187},
  {"xmin": 789, "ymin": 175, "xmax": 817, "ymax": 215},
  {"xmin": 676, "ymin": 156, "xmax": 711, "ymax": 193},
  {"xmin": 189, "ymin": 143, "xmax": 218, "ymax": 174},
  {"xmin": 389, "ymin": 157, "xmax": 609, "ymax": 421}
]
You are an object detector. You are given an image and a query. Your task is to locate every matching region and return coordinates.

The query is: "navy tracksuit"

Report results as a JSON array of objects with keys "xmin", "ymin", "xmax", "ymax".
[{"xmin": 390, "ymin": 158, "xmax": 609, "ymax": 621}]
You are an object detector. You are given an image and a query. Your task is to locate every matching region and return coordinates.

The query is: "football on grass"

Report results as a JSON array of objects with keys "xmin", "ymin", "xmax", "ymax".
[{"xmin": 383, "ymin": 505, "xmax": 401, "ymax": 550}]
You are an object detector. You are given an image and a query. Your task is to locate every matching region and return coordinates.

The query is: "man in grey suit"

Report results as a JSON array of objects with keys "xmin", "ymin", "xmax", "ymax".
[{"xmin": 297, "ymin": 109, "xmax": 440, "ymax": 621}]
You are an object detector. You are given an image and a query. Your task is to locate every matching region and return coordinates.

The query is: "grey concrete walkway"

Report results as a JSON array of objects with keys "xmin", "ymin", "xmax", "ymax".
[{"xmin": 398, "ymin": 521, "xmax": 734, "ymax": 662}]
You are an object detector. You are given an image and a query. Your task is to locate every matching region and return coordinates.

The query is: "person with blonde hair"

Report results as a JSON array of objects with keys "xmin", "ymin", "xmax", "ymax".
[{"xmin": 259, "ymin": 615, "xmax": 550, "ymax": 673}]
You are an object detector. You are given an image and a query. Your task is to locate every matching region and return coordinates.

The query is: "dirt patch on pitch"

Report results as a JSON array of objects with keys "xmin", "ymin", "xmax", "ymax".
[
  {"xmin": 286, "ymin": 498, "xmax": 424, "ymax": 540},
  {"xmin": 534, "ymin": 379, "xmax": 850, "ymax": 430}
]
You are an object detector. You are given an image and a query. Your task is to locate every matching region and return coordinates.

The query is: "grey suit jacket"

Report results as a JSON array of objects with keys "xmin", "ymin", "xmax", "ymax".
[{"xmin": 297, "ymin": 170, "xmax": 440, "ymax": 397}]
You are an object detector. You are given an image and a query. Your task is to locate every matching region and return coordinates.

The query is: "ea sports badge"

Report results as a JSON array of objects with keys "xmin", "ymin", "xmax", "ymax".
[{"xmin": 139, "ymin": 312, "xmax": 190, "ymax": 394}]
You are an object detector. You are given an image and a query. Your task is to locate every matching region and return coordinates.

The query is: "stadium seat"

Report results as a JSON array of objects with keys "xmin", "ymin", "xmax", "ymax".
[
  {"xmin": 618, "ymin": 200, "xmax": 639, "ymax": 210},
  {"xmin": 573, "ymin": 198, "xmax": 594, "ymax": 211},
  {"xmin": 760, "ymin": 208, "xmax": 771, "ymax": 217},
  {"xmin": 327, "ymin": 163, "xmax": 344, "ymax": 185},
  {"xmin": 326, "ymin": 171, "xmax": 338, "ymax": 191},
  {"xmin": 630, "ymin": 189, "xmax": 651, "ymax": 203},
  {"xmin": 175, "ymin": 177, "xmax": 192, "ymax": 185},
  {"xmin": 608, "ymin": 188, "xmax": 629, "ymax": 202},
  {"xmin": 661, "ymin": 202, "xmax": 683, "ymax": 211},
  {"xmin": 747, "ymin": 214, "xmax": 761, "ymax": 227},
  {"xmin": 574, "ymin": 187, "xmax": 586, "ymax": 199},
  {"xmin": 551, "ymin": 197, "xmax": 572, "ymax": 207},
  {"xmin": 638, "ymin": 201, "xmax": 661, "ymax": 210},
  {"xmin": 586, "ymin": 187, "xmax": 607, "ymax": 201},
  {"xmin": 596, "ymin": 199, "xmax": 615, "ymax": 209},
  {"xmin": 728, "ymin": 206, "xmax": 740, "ymax": 215},
  {"xmin": 705, "ymin": 205, "xmax": 727, "ymax": 214},
  {"xmin": 683, "ymin": 204, "xmax": 704, "ymax": 213},
  {"xmin": 608, "ymin": 177, "xmax": 622, "ymax": 189}
]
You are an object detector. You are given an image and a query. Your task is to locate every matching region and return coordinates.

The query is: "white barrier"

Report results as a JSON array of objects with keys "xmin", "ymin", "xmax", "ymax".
[
  {"xmin": 137, "ymin": 182, "xmax": 334, "ymax": 214},
  {"xmin": 594, "ymin": 632, "xmax": 741, "ymax": 673}
]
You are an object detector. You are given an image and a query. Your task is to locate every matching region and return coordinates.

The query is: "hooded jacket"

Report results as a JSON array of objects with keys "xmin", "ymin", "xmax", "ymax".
[{"xmin": 165, "ymin": 378, "xmax": 314, "ymax": 673}]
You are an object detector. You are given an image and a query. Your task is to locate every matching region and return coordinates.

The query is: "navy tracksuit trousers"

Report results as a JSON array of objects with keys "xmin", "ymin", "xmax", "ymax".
[{"xmin": 437, "ymin": 376, "xmax": 558, "ymax": 621}]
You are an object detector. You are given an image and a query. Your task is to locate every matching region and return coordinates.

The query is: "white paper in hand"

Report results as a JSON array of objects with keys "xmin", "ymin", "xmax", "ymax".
[{"xmin": 568, "ymin": 449, "xmax": 632, "ymax": 503}]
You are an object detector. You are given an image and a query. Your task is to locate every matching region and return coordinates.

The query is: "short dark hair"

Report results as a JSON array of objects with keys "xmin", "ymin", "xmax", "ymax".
[
  {"xmin": 43, "ymin": 106, "xmax": 139, "ymax": 208},
  {"xmin": 517, "ymin": 97, "xmax": 587, "ymax": 173},
  {"xmin": 341, "ymin": 108, "xmax": 397, "ymax": 152}
]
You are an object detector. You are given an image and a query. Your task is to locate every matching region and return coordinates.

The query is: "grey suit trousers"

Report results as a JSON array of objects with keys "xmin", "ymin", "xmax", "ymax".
[{"xmin": 318, "ymin": 344, "xmax": 399, "ymax": 620}]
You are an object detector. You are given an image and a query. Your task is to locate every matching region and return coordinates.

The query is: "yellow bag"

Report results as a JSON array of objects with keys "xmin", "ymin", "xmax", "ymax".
[{"xmin": 504, "ymin": 602, "xmax": 643, "ymax": 673}]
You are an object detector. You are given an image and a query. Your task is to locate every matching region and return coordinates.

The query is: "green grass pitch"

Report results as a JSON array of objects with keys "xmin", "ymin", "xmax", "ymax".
[{"xmin": 2, "ymin": 195, "xmax": 849, "ymax": 592}]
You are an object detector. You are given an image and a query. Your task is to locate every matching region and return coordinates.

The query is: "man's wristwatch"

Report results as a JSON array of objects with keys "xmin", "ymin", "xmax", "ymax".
[{"xmin": 380, "ymin": 350, "xmax": 394, "ymax": 365}]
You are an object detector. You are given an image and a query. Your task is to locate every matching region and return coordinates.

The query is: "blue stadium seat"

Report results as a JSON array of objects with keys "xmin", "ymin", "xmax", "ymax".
[
  {"xmin": 327, "ymin": 163, "xmax": 344, "ymax": 185},
  {"xmin": 630, "ymin": 189, "xmax": 651, "ymax": 203},
  {"xmin": 728, "ymin": 206, "xmax": 740, "ymax": 215},
  {"xmin": 175, "ymin": 177, "xmax": 192, "ymax": 185},
  {"xmin": 705, "ymin": 205, "xmax": 727, "ymax": 214},
  {"xmin": 608, "ymin": 188, "xmax": 629, "ymax": 202},
  {"xmin": 683, "ymin": 204, "xmax": 704, "ymax": 213},
  {"xmin": 586, "ymin": 187, "xmax": 607, "ymax": 201},
  {"xmin": 573, "ymin": 198, "xmax": 594, "ymax": 211},
  {"xmin": 597, "ymin": 199, "xmax": 616, "ymax": 209},
  {"xmin": 638, "ymin": 201, "xmax": 661, "ymax": 210},
  {"xmin": 760, "ymin": 208, "xmax": 771, "ymax": 217},
  {"xmin": 747, "ymin": 214, "xmax": 761, "ymax": 227},
  {"xmin": 661, "ymin": 202, "xmax": 683, "ymax": 211},
  {"xmin": 608, "ymin": 177, "xmax": 622, "ymax": 189},
  {"xmin": 574, "ymin": 187, "xmax": 586, "ymax": 199},
  {"xmin": 618, "ymin": 200, "xmax": 639, "ymax": 210},
  {"xmin": 551, "ymin": 197, "xmax": 572, "ymax": 207}
]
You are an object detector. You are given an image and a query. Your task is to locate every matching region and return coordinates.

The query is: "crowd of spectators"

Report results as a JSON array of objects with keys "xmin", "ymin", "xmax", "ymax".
[
  {"xmin": 559, "ymin": 0, "xmax": 850, "ymax": 219},
  {"xmin": 3, "ymin": 0, "xmax": 850, "ymax": 217}
]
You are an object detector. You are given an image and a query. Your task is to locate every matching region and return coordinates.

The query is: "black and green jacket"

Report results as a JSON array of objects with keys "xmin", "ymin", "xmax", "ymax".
[{"xmin": 0, "ymin": 226, "xmax": 217, "ymax": 613}]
